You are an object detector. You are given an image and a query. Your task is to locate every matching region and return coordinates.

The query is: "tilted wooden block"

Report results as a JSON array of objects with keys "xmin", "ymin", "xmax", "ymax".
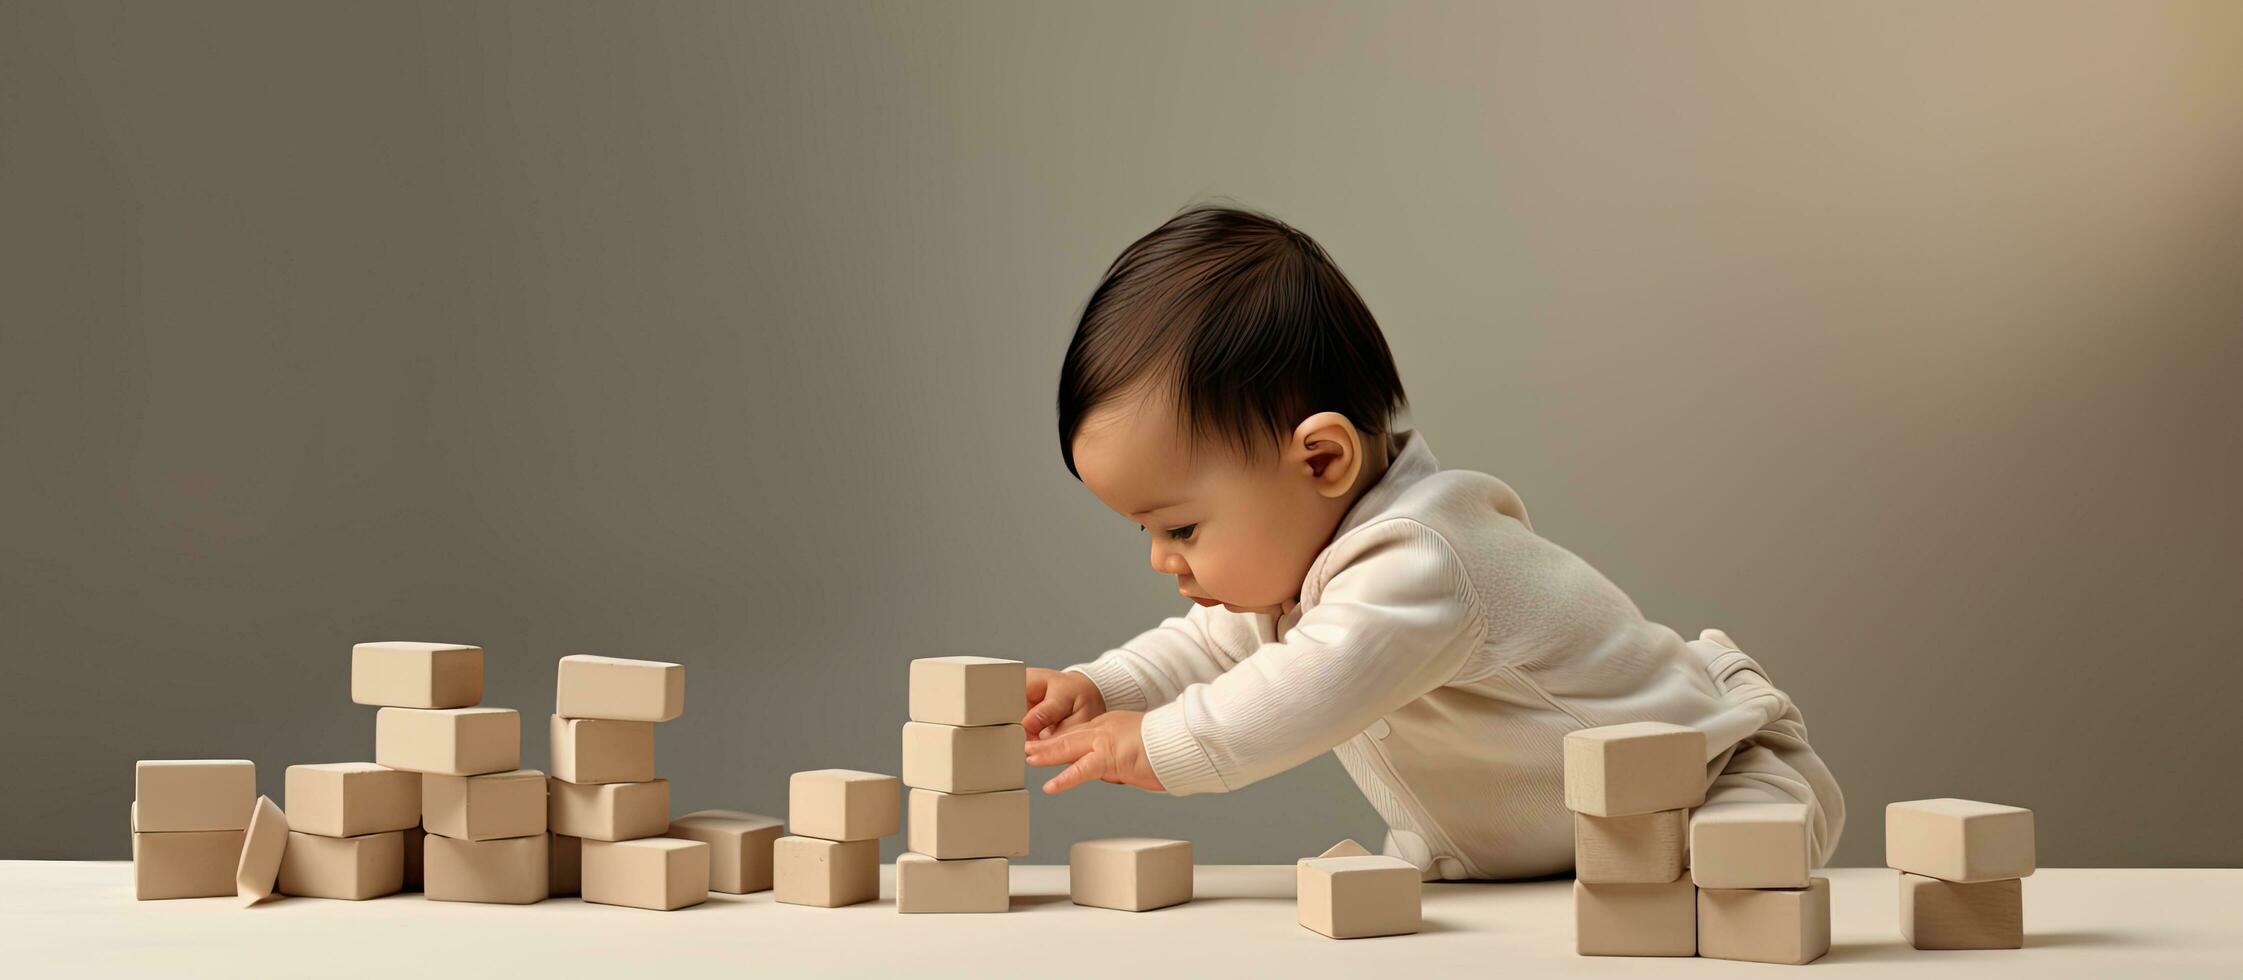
[
  {"xmin": 548, "ymin": 833, "xmax": 580, "ymax": 897},
  {"xmin": 1069, "ymin": 838, "xmax": 1192, "ymax": 912},
  {"xmin": 284, "ymin": 763, "xmax": 421, "ymax": 838},
  {"xmin": 1886, "ymin": 798, "xmax": 2035, "ymax": 883},
  {"xmin": 554, "ymin": 655, "xmax": 683, "ymax": 722},
  {"xmin": 236, "ymin": 796, "xmax": 288, "ymax": 906},
  {"xmin": 668, "ymin": 810, "xmax": 784, "ymax": 894},
  {"xmin": 896, "ymin": 853, "xmax": 1010, "ymax": 913},
  {"xmin": 581, "ymin": 838, "xmax": 710, "ymax": 911},
  {"xmin": 1297, "ymin": 855, "xmax": 1421, "ymax": 939},
  {"xmin": 374, "ymin": 707, "xmax": 520, "ymax": 775},
  {"xmin": 1563, "ymin": 722, "xmax": 1705, "ymax": 817},
  {"xmin": 277, "ymin": 830, "xmax": 404, "ymax": 900},
  {"xmin": 423, "ymin": 769, "xmax": 547, "ymax": 841},
  {"xmin": 135, "ymin": 760, "xmax": 256, "ymax": 832},
  {"xmin": 423, "ymin": 832, "xmax": 548, "ymax": 904},
  {"xmin": 548, "ymin": 715, "xmax": 655, "ymax": 784},
  {"xmin": 1698, "ymin": 877, "xmax": 1831, "ymax": 965},
  {"xmin": 1691, "ymin": 802, "xmax": 1811, "ymax": 889},
  {"xmin": 130, "ymin": 804, "xmax": 243, "ymax": 901},
  {"xmin": 1575, "ymin": 809, "xmax": 1687, "ymax": 884},
  {"xmin": 547, "ymin": 777, "xmax": 669, "ymax": 842},
  {"xmin": 351, "ymin": 642, "xmax": 483, "ymax": 709},
  {"xmin": 1314, "ymin": 839, "xmax": 1372, "ymax": 859},
  {"xmin": 772, "ymin": 835, "xmax": 879, "ymax": 908},
  {"xmin": 788, "ymin": 769, "xmax": 899, "ymax": 842},
  {"xmin": 907, "ymin": 788, "xmax": 1028, "ymax": 860},
  {"xmin": 909, "ymin": 657, "xmax": 1026, "ymax": 727},
  {"xmin": 1899, "ymin": 872, "xmax": 2024, "ymax": 949},
  {"xmin": 900, "ymin": 721, "xmax": 1025, "ymax": 794},
  {"xmin": 1574, "ymin": 877, "xmax": 1697, "ymax": 956}
]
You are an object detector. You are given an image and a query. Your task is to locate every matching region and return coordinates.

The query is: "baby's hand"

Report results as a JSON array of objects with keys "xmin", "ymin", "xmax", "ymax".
[
  {"xmin": 1022, "ymin": 667, "xmax": 1106, "ymax": 740},
  {"xmin": 1025, "ymin": 711, "xmax": 1165, "ymax": 795}
]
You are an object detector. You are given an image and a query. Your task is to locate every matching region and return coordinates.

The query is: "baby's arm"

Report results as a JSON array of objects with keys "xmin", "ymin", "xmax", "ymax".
[{"xmin": 1061, "ymin": 600, "xmax": 1264, "ymax": 713}]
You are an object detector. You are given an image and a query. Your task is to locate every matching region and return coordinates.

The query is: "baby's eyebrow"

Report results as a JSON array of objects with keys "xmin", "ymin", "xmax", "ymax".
[{"xmin": 1129, "ymin": 499, "xmax": 1186, "ymax": 519}]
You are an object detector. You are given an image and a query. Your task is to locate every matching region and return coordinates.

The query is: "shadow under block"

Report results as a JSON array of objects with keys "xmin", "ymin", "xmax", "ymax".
[
  {"xmin": 423, "ymin": 770, "xmax": 548, "ymax": 841},
  {"xmin": 374, "ymin": 707, "xmax": 521, "ymax": 776},
  {"xmin": 788, "ymin": 769, "xmax": 900, "ymax": 842},
  {"xmin": 277, "ymin": 830, "xmax": 404, "ymax": 900},
  {"xmin": 1297, "ymin": 855, "xmax": 1421, "ymax": 939},
  {"xmin": 236, "ymin": 796, "xmax": 288, "ymax": 906},
  {"xmin": 896, "ymin": 853, "xmax": 1009, "ymax": 913},
  {"xmin": 351, "ymin": 642, "xmax": 484, "ymax": 709},
  {"xmin": 909, "ymin": 657, "xmax": 1027, "ymax": 728},
  {"xmin": 773, "ymin": 836, "xmax": 879, "ymax": 908},
  {"xmin": 134, "ymin": 760, "xmax": 255, "ymax": 832},
  {"xmin": 424, "ymin": 832, "xmax": 549, "ymax": 905},
  {"xmin": 668, "ymin": 810, "xmax": 784, "ymax": 894},
  {"xmin": 548, "ymin": 715, "xmax": 655, "ymax": 785},
  {"xmin": 907, "ymin": 788, "xmax": 1029, "ymax": 859},
  {"xmin": 581, "ymin": 838, "xmax": 710, "ymax": 911},
  {"xmin": 1698, "ymin": 877, "xmax": 1832, "ymax": 965},
  {"xmin": 1562, "ymin": 722, "xmax": 1706, "ymax": 817},
  {"xmin": 554, "ymin": 655, "xmax": 684, "ymax": 722},
  {"xmin": 549, "ymin": 833, "xmax": 581, "ymax": 897},
  {"xmin": 130, "ymin": 806, "xmax": 245, "ymax": 900},
  {"xmin": 1575, "ymin": 809, "xmax": 1688, "ymax": 884},
  {"xmin": 1691, "ymin": 802, "xmax": 1811, "ymax": 889},
  {"xmin": 1899, "ymin": 873, "xmax": 2024, "ymax": 949},
  {"xmin": 548, "ymin": 777, "xmax": 670, "ymax": 842},
  {"xmin": 403, "ymin": 827, "xmax": 425, "ymax": 890},
  {"xmin": 284, "ymin": 763, "xmax": 421, "ymax": 838},
  {"xmin": 1885, "ymin": 798, "xmax": 2036, "ymax": 883},
  {"xmin": 1069, "ymin": 838, "xmax": 1192, "ymax": 912},
  {"xmin": 900, "ymin": 721, "xmax": 1025, "ymax": 794},
  {"xmin": 1574, "ymin": 878, "xmax": 1697, "ymax": 956}
]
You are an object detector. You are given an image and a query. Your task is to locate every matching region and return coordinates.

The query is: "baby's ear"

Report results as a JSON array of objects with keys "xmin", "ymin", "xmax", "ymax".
[{"xmin": 1289, "ymin": 411, "xmax": 1365, "ymax": 499}]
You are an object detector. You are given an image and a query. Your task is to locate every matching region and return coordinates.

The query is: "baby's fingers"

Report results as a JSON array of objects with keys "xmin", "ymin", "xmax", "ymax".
[
  {"xmin": 1042, "ymin": 750, "xmax": 1107, "ymax": 795},
  {"xmin": 1024, "ymin": 729, "xmax": 1092, "ymax": 768},
  {"xmin": 1021, "ymin": 694, "xmax": 1075, "ymax": 741}
]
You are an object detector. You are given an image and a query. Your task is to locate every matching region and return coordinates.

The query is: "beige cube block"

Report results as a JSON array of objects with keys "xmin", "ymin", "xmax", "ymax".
[
  {"xmin": 277, "ymin": 830, "xmax": 404, "ymax": 900},
  {"xmin": 374, "ymin": 707, "xmax": 520, "ymax": 775},
  {"xmin": 788, "ymin": 769, "xmax": 899, "ymax": 842},
  {"xmin": 1886, "ymin": 798, "xmax": 2036, "ymax": 883},
  {"xmin": 1691, "ymin": 802, "xmax": 1811, "ymax": 889},
  {"xmin": 549, "ymin": 833, "xmax": 581, "ymax": 896},
  {"xmin": 548, "ymin": 777, "xmax": 670, "ymax": 842},
  {"xmin": 548, "ymin": 715, "xmax": 655, "ymax": 784},
  {"xmin": 423, "ymin": 769, "xmax": 548, "ymax": 841},
  {"xmin": 351, "ymin": 641, "xmax": 483, "ymax": 708},
  {"xmin": 900, "ymin": 721, "xmax": 1025, "ymax": 794},
  {"xmin": 1298, "ymin": 855, "xmax": 1420, "ymax": 939},
  {"xmin": 668, "ymin": 810, "xmax": 784, "ymax": 894},
  {"xmin": 909, "ymin": 656, "xmax": 1026, "ymax": 727},
  {"xmin": 581, "ymin": 838, "xmax": 710, "ymax": 911},
  {"xmin": 554, "ymin": 655, "xmax": 683, "ymax": 722},
  {"xmin": 130, "ymin": 804, "xmax": 245, "ymax": 900},
  {"xmin": 1698, "ymin": 877, "xmax": 1832, "ymax": 965},
  {"xmin": 284, "ymin": 763, "xmax": 420, "ymax": 838},
  {"xmin": 897, "ymin": 853, "xmax": 1009, "ymax": 913},
  {"xmin": 1563, "ymin": 722, "xmax": 1706, "ymax": 817},
  {"xmin": 907, "ymin": 788, "xmax": 1028, "ymax": 860},
  {"xmin": 134, "ymin": 760, "xmax": 255, "ymax": 832},
  {"xmin": 236, "ymin": 795, "xmax": 287, "ymax": 906},
  {"xmin": 1577, "ymin": 809, "xmax": 1688, "ymax": 884},
  {"xmin": 402, "ymin": 826, "xmax": 425, "ymax": 890},
  {"xmin": 1899, "ymin": 873, "xmax": 2024, "ymax": 949},
  {"xmin": 772, "ymin": 835, "xmax": 879, "ymax": 908},
  {"xmin": 1574, "ymin": 878, "xmax": 1697, "ymax": 956},
  {"xmin": 424, "ymin": 832, "xmax": 548, "ymax": 904},
  {"xmin": 1069, "ymin": 838, "xmax": 1192, "ymax": 912}
]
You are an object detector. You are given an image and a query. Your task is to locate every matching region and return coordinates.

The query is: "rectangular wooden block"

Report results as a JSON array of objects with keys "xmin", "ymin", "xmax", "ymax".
[
  {"xmin": 548, "ymin": 715, "xmax": 655, "ymax": 784},
  {"xmin": 1698, "ymin": 877, "xmax": 1832, "ymax": 965},
  {"xmin": 907, "ymin": 788, "xmax": 1028, "ymax": 859},
  {"xmin": 1886, "ymin": 798, "xmax": 2036, "ymax": 883},
  {"xmin": 277, "ymin": 830, "xmax": 404, "ymax": 900},
  {"xmin": 284, "ymin": 763, "xmax": 420, "ymax": 838},
  {"xmin": 1691, "ymin": 802, "xmax": 1811, "ymax": 889},
  {"xmin": 548, "ymin": 777, "xmax": 670, "ymax": 842},
  {"xmin": 134, "ymin": 760, "xmax": 255, "ymax": 832},
  {"xmin": 423, "ymin": 769, "xmax": 547, "ymax": 841},
  {"xmin": 901, "ymin": 721, "xmax": 1025, "ymax": 794},
  {"xmin": 1562, "ymin": 722, "xmax": 1705, "ymax": 817},
  {"xmin": 554, "ymin": 655, "xmax": 683, "ymax": 722},
  {"xmin": 909, "ymin": 656, "xmax": 1026, "ymax": 727},
  {"xmin": 403, "ymin": 826, "xmax": 425, "ymax": 891},
  {"xmin": 351, "ymin": 641, "xmax": 483, "ymax": 709},
  {"xmin": 896, "ymin": 853, "xmax": 1009, "ymax": 913},
  {"xmin": 581, "ymin": 838, "xmax": 710, "ymax": 911},
  {"xmin": 1574, "ymin": 878, "xmax": 1697, "ymax": 956},
  {"xmin": 1298, "ymin": 855, "xmax": 1421, "ymax": 939},
  {"xmin": 668, "ymin": 810, "xmax": 784, "ymax": 894},
  {"xmin": 1900, "ymin": 873, "xmax": 2024, "ymax": 949},
  {"xmin": 1575, "ymin": 809, "xmax": 1687, "ymax": 884},
  {"xmin": 130, "ymin": 805, "xmax": 243, "ymax": 900},
  {"xmin": 374, "ymin": 707, "xmax": 520, "ymax": 775},
  {"xmin": 549, "ymin": 833, "xmax": 580, "ymax": 897},
  {"xmin": 423, "ymin": 832, "xmax": 548, "ymax": 905},
  {"xmin": 772, "ymin": 835, "xmax": 879, "ymax": 908},
  {"xmin": 788, "ymin": 769, "xmax": 899, "ymax": 842},
  {"xmin": 1069, "ymin": 838, "xmax": 1192, "ymax": 912}
]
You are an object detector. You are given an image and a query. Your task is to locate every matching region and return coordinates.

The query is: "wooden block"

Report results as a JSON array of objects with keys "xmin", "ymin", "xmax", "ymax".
[
  {"xmin": 1069, "ymin": 838, "xmax": 1192, "ymax": 912},
  {"xmin": 130, "ymin": 804, "xmax": 244, "ymax": 900},
  {"xmin": 1691, "ymin": 802, "xmax": 1811, "ymax": 889},
  {"xmin": 1316, "ymin": 839, "xmax": 1372, "ymax": 859},
  {"xmin": 548, "ymin": 833, "xmax": 580, "ymax": 897},
  {"xmin": 772, "ymin": 835, "xmax": 879, "ymax": 908},
  {"xmin": 554, "ymin": 655, "xmax": 683, "ymax": 722},
  {"xmin": 788, "ymin": 769, "xmax": 899, "ymax": 842},
  {"xmin": 1298, "ymin": 855, "xmax": 1421, "ymax": 939},
  {"xmin": 896, "ymin": 853, "xmax": 1009, "ymax": 913},
  {"xmin": 1899, "ymin": 873, "xmax": 2024, "ymax": 949},
  {"xmin": 423, "ymin": 769, "xmax": 547, "ymax": 841},
  {"xmin": 548, "ymin": 715, "xmax": 655, "ymax": 784},
  {"xmin": 581, "ymin": 838, "xmax": 710, "ymax": 911},
  {"xmin": 283, "ymin": 763, "xmax": 420, "ymax": 838},
  {"xmin": 1574, "ymin": 878, "xmax": 1697, "ymax": 956},
  {"xmin": 908, "ymin": 656, "xmax": 1026, "ymax": 727},
  {"xmin": 668, "ymin": 810, "xmax": 784, "ymax": 894},
  {"xmin": 134, "ymin": 760, "xmax": 255, "ymax": 832},
  {"xmin": 423, "ymin": 832, "xmax": 548, "ymax": 904},
  {"xmin": 1562, "ymin": 722, "xmax": 1705, "ymax": 817},
  {"xmin": 1576, "ymin": 809, "xmax": 1687, "ymax": 884},
  {"xmin": 236, "ymin": 795, "xmax": 287, "ymax": 906},
  {"xmin": 1886, "ymin": 798, "xmax": 2036, "ymax": 883},
  {"xmin": 277, "ymin": 830, "xmax": 404, "ymax": 900},
  {"xmin": 900, "ymin": 721, "xmax": 1024, "ymax": 793},
  {"xmin": 402, "ymin": 826, "xmax": 425, "ymax": 891},
  {"xmin": 351, "ymin": 641, "xmax": 483, "ymax": 709},
  {"xmin": 906, "ymin": 788, "xmax": 1028, "ymax": 859},
  {"xmin": 548, "ymin": 776, "xmax": 670, "ymax": 841},
  {"xmin": 1698, "ymin": 877, "xmax": 1831, "ymax": 965},
  {"xmin": 374, "ymin": 707, "xmax": 520, "ymax": 775}
]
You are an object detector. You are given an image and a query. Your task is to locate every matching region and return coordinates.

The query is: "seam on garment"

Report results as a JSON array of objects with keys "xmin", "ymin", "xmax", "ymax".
[
  {"xmin": 1174, "ymin": 702, "xmax": 1234, "ymax": 794},
  {"xmin": 1307, "ymin": 516, "xmax": 1493, "ymax": 689},
  {"xmin": 1496, "ymin": 663, "xmax": 1596, "ymax": 729},
  {"xmin": 1351, "ymin": 732, "xmax": 1485, "ymax": 880}
]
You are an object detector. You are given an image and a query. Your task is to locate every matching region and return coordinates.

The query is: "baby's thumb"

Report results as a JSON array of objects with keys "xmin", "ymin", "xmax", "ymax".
[{"xmin": 1021, "ymin": 696, "xmax": 1069, "ymax": 738}]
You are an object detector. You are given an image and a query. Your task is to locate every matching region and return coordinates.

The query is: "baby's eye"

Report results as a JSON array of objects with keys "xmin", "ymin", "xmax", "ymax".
[{"xmin": 1166, "ymin": 524, "xmax": 1197, "ymax": 541}]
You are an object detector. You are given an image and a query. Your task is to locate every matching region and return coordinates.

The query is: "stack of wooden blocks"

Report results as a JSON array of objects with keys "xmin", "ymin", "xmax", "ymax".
[
  {"xmin": 1888, "ymin": 798, "xmax": 2033, "ymax": 950},
  {"xmin": 550, "ymin": 654, "xmax": 709, "ymax": 911},
  {"xmin": 897, "ymin": 656, "xmax": 1029, "ymax": 914},
  {"xmin": 130, "ymin": 760, "xmax": 256, "ymax": 900},
  {"xmin": 1567, "ymin": 722, "xmax": 1708, "ymax": 959},
  {"xmin": 775, "ymin": 766, "xmax": 900, "ymax": 908},
  {"xmin": 279, "ymin": 760, "xmax": 418, "ymax": 901}
]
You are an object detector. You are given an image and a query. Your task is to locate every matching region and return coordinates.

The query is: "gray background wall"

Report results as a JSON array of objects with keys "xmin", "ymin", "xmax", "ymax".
[{"xmin": 4, "ymin": 0, "xmax": 2239, "ymax": 867}]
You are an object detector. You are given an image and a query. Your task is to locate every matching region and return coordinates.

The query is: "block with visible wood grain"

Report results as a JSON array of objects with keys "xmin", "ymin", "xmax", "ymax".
[
  {"xmin": 1562, "ymin": 722, "xmax": 1706, "ymax": 817},
  {"xmin": 1575, "ymin": 808, "xmax": 1687, "ymax": 884},
  {"xmin": 1886, "ymin": 798, "xmax": 2035, "ymax": 883}
]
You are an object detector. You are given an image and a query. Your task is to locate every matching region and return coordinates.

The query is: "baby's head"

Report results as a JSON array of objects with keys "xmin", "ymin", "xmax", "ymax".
[{"xmin": 1058, "ymin": 205, "xmax": 1408, "ymax": 614}]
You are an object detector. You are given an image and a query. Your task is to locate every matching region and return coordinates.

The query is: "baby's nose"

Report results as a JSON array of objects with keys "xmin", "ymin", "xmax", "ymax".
[{"xmin": 1149, "ymin": 547, "xmax": 1187, "ymax": 576}]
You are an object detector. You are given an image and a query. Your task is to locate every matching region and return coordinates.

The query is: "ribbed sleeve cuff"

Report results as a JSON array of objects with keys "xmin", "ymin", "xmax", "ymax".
[
  {"xmin": 1065, "ymin": 659, "xmax": 1150, "ymax": 713},
  {"xmin": 1140, "ymin": 703, "xmax": 1226, "ymax": 796}
]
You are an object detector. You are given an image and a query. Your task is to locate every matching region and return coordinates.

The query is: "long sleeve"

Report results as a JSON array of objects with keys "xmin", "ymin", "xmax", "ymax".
[{"xmin": 1063, "ymin": 599, "xmax": 1265, "ymax": 712}]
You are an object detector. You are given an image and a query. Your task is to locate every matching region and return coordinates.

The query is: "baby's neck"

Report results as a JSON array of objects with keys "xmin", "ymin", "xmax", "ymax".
[{"xmin": 1275, "ymin": 434, "xmax": 1397, "ymax": 618}]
